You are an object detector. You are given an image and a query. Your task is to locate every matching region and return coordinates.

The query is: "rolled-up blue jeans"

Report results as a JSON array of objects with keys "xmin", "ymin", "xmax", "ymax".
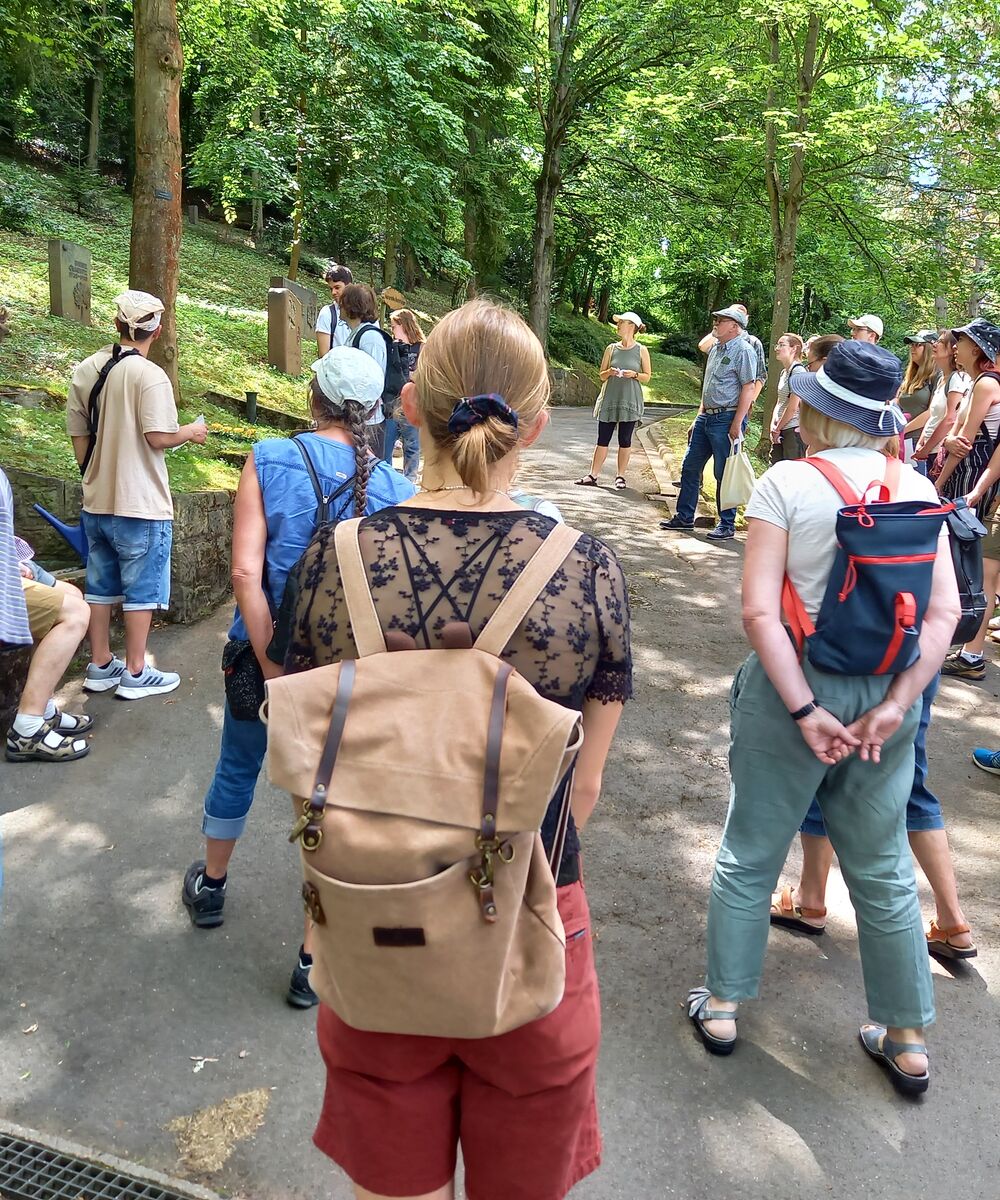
[
  {"xmin": 202, "ymin": 702, "xmax": 268, "ymax": 840},
  {"xmin": 800, "ymin": 674, "xmax": 943, "ymax": 836},
  {"xmin": 674, "ymin": 409, "xmax": 743, "ymax": 530}
]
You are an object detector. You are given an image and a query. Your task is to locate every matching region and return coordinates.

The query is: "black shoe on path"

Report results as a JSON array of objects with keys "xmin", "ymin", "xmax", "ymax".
[
  {"xmin": 287, "ymin": 958, "xmax": 319, "ymax": 1009},
  {"xmin": 660, "ymin": 517, "xmax": 695, "ymax": 531},
  {"xmin": 182, "ymin": 860, "xmax": 227, "ymax": 928}
]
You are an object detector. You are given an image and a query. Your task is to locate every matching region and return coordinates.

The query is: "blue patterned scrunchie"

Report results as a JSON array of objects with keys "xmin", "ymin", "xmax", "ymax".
[{"xmin": 447, "ymin": 393, "xmax": 519, "ymax": 437}]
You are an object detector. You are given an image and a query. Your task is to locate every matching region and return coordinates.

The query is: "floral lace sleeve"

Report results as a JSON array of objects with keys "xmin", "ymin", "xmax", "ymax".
[{"xmin": 585, "ymin": 536, "xmax": 633, "ymax": 704}]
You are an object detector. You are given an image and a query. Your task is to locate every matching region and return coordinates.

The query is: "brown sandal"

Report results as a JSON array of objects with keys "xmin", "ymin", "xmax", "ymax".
[
  {"xmin": 926, "ymin": 921, "xmax": 978, "ymax": 960},
  {"xmin": 769, "ymin": 885, "xmax": 827, "ymax": 935}
]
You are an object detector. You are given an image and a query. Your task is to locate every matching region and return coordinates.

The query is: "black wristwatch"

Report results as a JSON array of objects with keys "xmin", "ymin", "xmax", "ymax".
[{"xmin": 789, "ymin": 701, "xmax": 818, "ymax": 722}]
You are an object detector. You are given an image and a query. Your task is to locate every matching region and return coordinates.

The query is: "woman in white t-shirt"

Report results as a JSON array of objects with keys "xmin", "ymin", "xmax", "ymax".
[
  {"xmin": 912, "ymin": 331, "xmax": 970, "ymax": 474},
  {"xmin": 688, "ymin": 342, "xmax": 959, "ymax": 1097}
]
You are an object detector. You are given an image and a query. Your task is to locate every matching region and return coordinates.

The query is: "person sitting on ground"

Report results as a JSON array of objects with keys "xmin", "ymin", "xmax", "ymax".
[
  {"xmin": 66, "ymin": 290, "xmax": 208, "ymax": 700},
  {"xmin": 279, "ymin": 297, "xmax": 631, "ymax": 1200},
  {"xmin": 661, "ymin": 305, "xmax": 758, "ymax": 540},
  {"xmin": 315, "ymin": 262, "xmax": 354, "ymax": 357},
  {"xmin": 6, "ymin": 533, "xmax": 94, "ymax": 763},
  {"xmin": 182, "ymin": 348, "xmax": 415, "ymax": 1008},
  {"xmin": 770, "ymin": 669, "xmax": 977, "ymax": 960},
  {"xmin": 688, "ymin": 340, "xmax": 960, "ymax": 1095},
  {"xmin": 385, "ymin": 307, "xmax": 425, "ymax": 482},
  {"xmin": 768, "ymin": 333, "xmax": 807, "ymax": 463},
  {"xmin": 576, "ymin": 310, "xmax": 651, "ymax": 491},
  {"xmin": 0, "ymin": 466, "xmax": 34, "ymax": 744},
  {"xmin": 339, "ymin": 284, "xmax": 389, "ymax": 459},
  {"xmin": 847, "ymin": 313, "xmax": 884, "ymax": 344},
  {"xmin": 912, "ymin": 331, "xmax": 970, "ymax": 475},
  {"xmin": 936, "ymin": 318, "xmax": 1000, "ymax": 682}
]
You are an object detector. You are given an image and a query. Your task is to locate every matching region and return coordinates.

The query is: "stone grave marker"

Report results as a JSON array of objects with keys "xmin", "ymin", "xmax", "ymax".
[
  {"xmin": 187, "ymin": 205, "xmax": 199, "ymax": 224},
  {"xmin": 48, "ymin": 239, "xmax": 92, "ymax": 326},
  {"xmin": 267, "ymin": 288, "xmax": 303, "ymax": 375},
  {"xmin": 271, "ymin": 275, "xmax": 319, "ymax": 336}
]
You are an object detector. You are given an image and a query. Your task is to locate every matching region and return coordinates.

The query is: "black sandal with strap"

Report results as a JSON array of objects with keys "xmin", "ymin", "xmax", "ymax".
[
  {"xmin": 574, "ymin": 473, "xmax": 598, "ymax": 486},
  {"xmin": 687, "ymin": 986, "xmax": 738, "ymax": 1056}
]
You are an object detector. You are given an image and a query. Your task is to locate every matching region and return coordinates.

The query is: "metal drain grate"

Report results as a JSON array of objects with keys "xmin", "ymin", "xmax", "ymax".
[{"xmin": 0, "ymin": 1133, "xmax": 197, "ymax": 1200}]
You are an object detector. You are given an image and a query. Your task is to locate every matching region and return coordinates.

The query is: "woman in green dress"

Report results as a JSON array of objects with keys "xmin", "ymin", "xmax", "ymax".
[{"xmin": 576, "ymin": 311, "xmax": 652, "ymax": 490}]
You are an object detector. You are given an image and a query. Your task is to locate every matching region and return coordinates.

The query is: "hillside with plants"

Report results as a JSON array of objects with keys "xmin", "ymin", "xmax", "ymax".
[{"xmin": 0, "ymin": 157, "xmax": 701, "ymax": 491}]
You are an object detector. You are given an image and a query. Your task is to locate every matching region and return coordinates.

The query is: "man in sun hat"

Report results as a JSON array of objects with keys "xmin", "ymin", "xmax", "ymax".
[
  {"xmin": 847, "ymin": 314, "xmax": 884, "ymax": 344},
  {"xmin": 66, "ymin": 290, "xmax": 208, "ymax": 700},
  {"xmin": 662, "ymin": 304, "xmax": 760, "ymax": 540}
]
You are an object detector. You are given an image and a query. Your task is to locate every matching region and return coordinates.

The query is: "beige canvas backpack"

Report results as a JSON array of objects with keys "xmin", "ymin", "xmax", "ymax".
[{"xmin": 264, "ymin": 518, "xmax": 585, "ymax": 1039}]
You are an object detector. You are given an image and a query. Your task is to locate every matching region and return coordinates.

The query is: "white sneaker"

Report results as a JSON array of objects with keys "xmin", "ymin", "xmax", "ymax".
[
  {"xmin": 83, "ymin": 655, "xmax": 127, "ymax": 693},
  {"xmin": 115, "ymin": 664, "xmax": 181, "ymax": 700}
]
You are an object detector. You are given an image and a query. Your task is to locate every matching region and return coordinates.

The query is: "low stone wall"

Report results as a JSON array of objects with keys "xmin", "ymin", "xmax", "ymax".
[
  {"xmin": 549, "ymin": 367, "xmax": 599, "ymax": 407},
  {"xmin": 203, "ymin": 390, "xmax": 310, "ymax": 432},
  {"xmin": 7, "ymin": 469, "xmax": 235, "ymax": 625}
]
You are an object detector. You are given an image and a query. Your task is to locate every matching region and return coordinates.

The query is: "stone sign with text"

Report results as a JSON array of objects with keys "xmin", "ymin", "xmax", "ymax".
[
  {"xmin": 267, "ymin": 288, "xmax": 303, "ymax": 375},
  {"xmin": 271, "ymin": 276, "xmax": 319, "ymax": 336},
  {"xmin": 48, "ymin": 239, "xmax": 92, "ymax": 326}
]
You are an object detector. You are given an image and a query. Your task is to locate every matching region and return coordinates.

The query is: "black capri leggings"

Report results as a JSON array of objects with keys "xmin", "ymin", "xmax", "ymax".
[{"xmin": 597, "ymin": 420, "xmax": 637, "ymax": 449}]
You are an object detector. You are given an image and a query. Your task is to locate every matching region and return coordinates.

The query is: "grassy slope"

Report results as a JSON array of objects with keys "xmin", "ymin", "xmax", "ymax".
[{"xmin": 0, "ymin": 159, "xmax": 453, "ymax": 490}]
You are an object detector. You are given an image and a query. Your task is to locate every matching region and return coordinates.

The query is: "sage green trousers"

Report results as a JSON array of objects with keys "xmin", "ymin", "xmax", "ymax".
[{"xmin": 706, "ymin": 653, "xmax": 935, "ymax": 1029}]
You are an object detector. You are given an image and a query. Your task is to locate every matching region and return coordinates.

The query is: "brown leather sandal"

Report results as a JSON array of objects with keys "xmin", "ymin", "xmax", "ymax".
[
  {"xmin": 926, "ymin": 921, "xmax": 978, "ymax": 960},
  {"xmin": 769, "ymin": 885, "xmax": 827, "ymax": 935}
]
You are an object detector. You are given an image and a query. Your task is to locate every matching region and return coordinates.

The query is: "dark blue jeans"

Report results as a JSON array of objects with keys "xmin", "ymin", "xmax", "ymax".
[
  {"xmin": 675, "ymin": 409, "xmax": 742, "ymax": 530},
  {"xmin": 382, "ymin": 415, "xmax": 420, "ymax": 482}
]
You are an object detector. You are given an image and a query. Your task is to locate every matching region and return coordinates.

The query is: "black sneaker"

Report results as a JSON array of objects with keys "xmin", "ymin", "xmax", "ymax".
[
  {"xmin": 182, "ymin": 860, "xmax": 226, "ymax": 928},
  {"xmin": 941, "ymin": 652, "xmax": 986, "ymax": 681},
  {"xmin": 660, "ymin": 517, "xmax": 695, "ymax": 531},
  {"xmin": 286, "ymin": 958, "xmax": 319, "ymax": 1009},
  {"xmin": 706, "ymin": 524, "xmax": 736, "ymax": 541}
]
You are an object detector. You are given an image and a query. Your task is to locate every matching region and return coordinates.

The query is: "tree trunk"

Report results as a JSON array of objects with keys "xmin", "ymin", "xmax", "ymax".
[
  {"xmin": 935, "ymin": 295, "xmax": 948, "ymax": 325},
  {"xmin": 969, "ymin": 256, "xmax": 985, "ymax": 318},
  {"xmin": 287, "ymin": 28, "xmax": 307, "ymax": 280},
  {"xmin": 403, "ymin": 242, "xmax": 419, "ymax": 291},
  {"xmin": 528, "ymin": 143, "xmax": 560, "ymax": 346},
  {"xmin": 130, "ymin": 0, "xmax": 183, "ymax": 396},
  {"xmin": 383, "ymin": 218, "xmax": 398, "ymax": 290},
  {"xmin": 463, "ymin": 198, "xmax": 478, "ymax": 298},
  {"xmin": 596, "ymin": 282, "xmax": 611, "ymax": 324},
  {"xmin": 582, "ymin": 259, "xmax": 597, "ymax": 316},
  {"xmin": 251, "ymin": 106, "xmax": 263, "ymax": 242},
  {"xmin": 84, "ymin": 68, "xmax": 103, "ymax": 170}
]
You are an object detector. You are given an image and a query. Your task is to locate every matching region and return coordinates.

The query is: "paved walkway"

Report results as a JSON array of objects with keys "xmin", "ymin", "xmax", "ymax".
[{"xmin": 1, "ymin": 408, "xmax": 998, "ymax": 1199}]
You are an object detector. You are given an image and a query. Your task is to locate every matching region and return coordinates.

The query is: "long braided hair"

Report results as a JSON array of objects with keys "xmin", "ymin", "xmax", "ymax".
[{"xmin": 309, "ymin": 377, "xmax": 373, "ymax": 518}]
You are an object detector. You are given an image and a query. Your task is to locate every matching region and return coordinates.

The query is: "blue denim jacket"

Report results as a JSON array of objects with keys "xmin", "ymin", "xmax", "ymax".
[{"xmin": 229, "ymin": 433, "xmax": 415, "ymax": 640}]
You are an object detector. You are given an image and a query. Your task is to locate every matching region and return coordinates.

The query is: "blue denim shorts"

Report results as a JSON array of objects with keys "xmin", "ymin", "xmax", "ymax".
[{"xmin": 82, "ymin": 512, "xmax": 173, "ymax": 611}]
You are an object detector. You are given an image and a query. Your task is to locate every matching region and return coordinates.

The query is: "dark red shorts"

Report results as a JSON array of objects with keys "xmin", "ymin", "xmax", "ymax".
[{"xmin": 313, "ymin": 880, "xmax": 601, "ymax": 1199}]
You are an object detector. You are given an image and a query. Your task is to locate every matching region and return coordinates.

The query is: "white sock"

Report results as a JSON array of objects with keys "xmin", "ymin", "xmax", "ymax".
[
  {"xmin": 960, "ymin": 650, "xmax": 984, "ymax": 664},
  {"xmin": 43, "ymin": 699, "xmax": 57, "ymax": 720},
  {"xmin": 12, "ymin": 713, "xmax": 45, "ymax": 737}
]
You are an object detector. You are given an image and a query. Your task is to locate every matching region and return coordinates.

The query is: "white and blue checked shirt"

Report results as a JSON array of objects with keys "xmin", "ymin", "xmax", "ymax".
[{"xmin": 0, "ymin": 467, "xmax": 32, "ymax": 645}]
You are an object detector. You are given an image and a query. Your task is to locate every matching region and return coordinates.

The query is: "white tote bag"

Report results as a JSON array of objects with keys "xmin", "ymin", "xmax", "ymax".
[{"xmin": 719, "ymin": 438, "xmax": 756, "ymax": 510}]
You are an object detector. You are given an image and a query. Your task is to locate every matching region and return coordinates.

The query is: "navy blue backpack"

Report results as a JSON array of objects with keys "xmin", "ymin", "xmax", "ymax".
[{"xmin": 782, "ymin": 457, "xmax": 954, "ymax": 676}]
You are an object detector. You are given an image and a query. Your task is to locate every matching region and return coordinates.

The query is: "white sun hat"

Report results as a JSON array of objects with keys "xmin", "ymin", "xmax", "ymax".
[
  {"xmin": 612, "ymin": 311, "xmax": 646, "ymax": 331},
  {"xmin": 311, "ymin": 346, "xmax": 385, "ymax": 415}
]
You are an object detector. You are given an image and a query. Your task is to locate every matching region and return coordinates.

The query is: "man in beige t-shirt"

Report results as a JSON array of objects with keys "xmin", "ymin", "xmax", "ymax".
[{"xmin": 66, "ymin": 290, "xmax": 207, "ymax": 700}]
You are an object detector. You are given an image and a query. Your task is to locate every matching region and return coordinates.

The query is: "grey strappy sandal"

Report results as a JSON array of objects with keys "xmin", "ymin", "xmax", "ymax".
[
  {"xmin": 687, "ymin": 986, "xmax": 738, "ymax": 1056},
  {"xmin": 859, "ymin": 1025, "xmax": 929, "ymax": 1096}
]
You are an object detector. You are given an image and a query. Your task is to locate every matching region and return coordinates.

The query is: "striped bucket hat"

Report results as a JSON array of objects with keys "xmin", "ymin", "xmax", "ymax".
[{"xmin": 790, "ymin": 341, "xmax": 905, "ymax": 436}]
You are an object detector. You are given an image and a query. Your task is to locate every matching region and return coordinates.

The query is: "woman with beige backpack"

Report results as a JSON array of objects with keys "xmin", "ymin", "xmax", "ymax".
[{"xmin": 271, "ymin": 298, "xmax": 633, "ymax": 1200}]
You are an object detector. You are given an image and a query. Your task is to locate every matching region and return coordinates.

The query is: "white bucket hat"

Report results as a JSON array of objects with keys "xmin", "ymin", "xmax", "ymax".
[
  {"xmin": 311, "ymin": 346, "xmax": 384, "ymax": 415},
  {"xmin": 612, "ymin": 311, "xmax": 646, "ymax": 332}
]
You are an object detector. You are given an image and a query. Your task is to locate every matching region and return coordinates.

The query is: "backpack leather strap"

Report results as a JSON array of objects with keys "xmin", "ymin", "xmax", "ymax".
[
  {"xmin": 334, "ymin": 518, "xmax": 387, "ymax": 657},
  {"xmin": 474, "ymin": 524, "xmax": 581, "ymax": 656}
]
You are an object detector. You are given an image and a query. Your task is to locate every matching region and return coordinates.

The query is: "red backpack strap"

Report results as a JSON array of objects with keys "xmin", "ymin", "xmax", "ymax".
[
  {"xmin": 802, "ymin": 457, "xmax": 862, "ymax": 505},
  {"xmin": 781, "ymin": 576, "xmax": 815, "ymax": 655}
]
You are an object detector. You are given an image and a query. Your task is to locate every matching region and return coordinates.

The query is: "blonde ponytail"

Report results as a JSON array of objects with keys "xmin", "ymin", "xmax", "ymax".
[{"xmin": 413, "ymin": 299, "xmax": 549, "ymax": 496}]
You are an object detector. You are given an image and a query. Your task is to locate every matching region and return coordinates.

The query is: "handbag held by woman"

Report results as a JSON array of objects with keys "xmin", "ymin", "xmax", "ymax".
[{"xmin": 264, "ymin": 520, "xmax": 585, "ymax": 1039}]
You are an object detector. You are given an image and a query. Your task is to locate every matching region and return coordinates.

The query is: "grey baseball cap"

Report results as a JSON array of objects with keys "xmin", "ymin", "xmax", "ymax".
[{"xmin": 711, "ymin": 306, "xmax": 748, "ymax": 329}]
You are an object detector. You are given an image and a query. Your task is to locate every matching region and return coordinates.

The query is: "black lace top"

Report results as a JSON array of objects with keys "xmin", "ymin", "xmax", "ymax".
[{"xmin": 277, "ymin": 508, "xmax": 633, "ymax": 886}]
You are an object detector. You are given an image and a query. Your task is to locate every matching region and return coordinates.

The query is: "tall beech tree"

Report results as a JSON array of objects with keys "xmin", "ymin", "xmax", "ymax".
[{"xmin": 130, "ymin": 0, "xmax": 182, "ymax": 393}]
